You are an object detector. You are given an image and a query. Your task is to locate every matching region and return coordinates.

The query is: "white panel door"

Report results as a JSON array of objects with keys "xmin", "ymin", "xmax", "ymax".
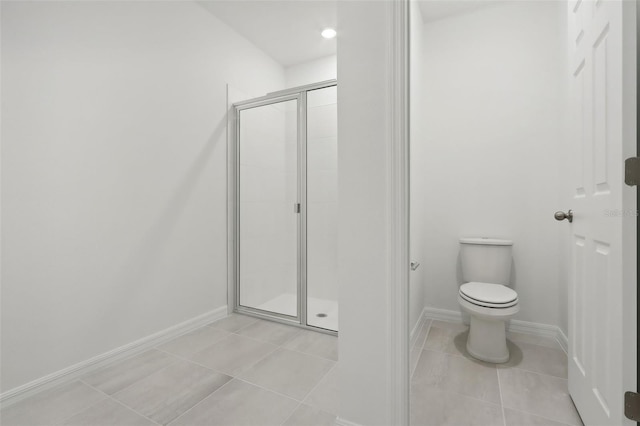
[{"xmin": 566, "ymin": 0, "xmax": 636, "ymax": 424}]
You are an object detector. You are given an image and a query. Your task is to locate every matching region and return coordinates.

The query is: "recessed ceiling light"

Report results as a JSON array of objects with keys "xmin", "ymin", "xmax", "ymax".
[{"xmin": 321, "ymin": 28, "xmax": 337, "ymax": 39}]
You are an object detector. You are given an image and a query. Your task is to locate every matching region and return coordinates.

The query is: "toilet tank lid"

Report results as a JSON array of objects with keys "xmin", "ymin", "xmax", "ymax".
[{"xmin": 459, "ymin": 237, "xmax": 513, "ymax": 246}]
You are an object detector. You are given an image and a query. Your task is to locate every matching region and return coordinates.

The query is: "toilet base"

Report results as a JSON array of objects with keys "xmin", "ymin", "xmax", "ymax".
[{"xmin": 466, "ymin": 315, "xmax": 509, "ymax": 364}]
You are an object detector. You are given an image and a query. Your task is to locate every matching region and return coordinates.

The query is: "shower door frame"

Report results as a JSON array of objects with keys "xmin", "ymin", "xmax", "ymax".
[{"xmin": 229, "ymin": 79, "xmax": 337, "ymax": 335}]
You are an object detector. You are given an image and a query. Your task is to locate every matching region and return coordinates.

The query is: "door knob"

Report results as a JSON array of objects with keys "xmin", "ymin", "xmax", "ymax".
[{"xmin": 554, "ymin": 210, "xmax": 573, "ymax": 223}]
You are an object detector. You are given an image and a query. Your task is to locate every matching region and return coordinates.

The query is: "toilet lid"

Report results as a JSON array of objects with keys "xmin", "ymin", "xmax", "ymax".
[{"xmin": 460, "ymin": 282, "xmax": 518, "ymax": 306}]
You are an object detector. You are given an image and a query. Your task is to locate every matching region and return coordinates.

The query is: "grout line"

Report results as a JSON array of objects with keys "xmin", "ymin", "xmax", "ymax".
[
  {"xmin": 421, "ymin": 339, "xmax": 569, "ymax": 381},
  {"xmin": 234, "ymin": 377, "xmax": 303, "ymax": 404},
  {"xmin": 232, "ymin": 325, "xmax": 303, "ymax": 348},
  {"xmin": 500, "ymin": 404, "xmax": 577, "ymax": 426},
  {"xmin": 234, "ymin": 322, "xmax": 338, "ymax": 362},
  {"xmin": 152, "ymin": 347, "xmax": 233, "ymax": 378},
  {"xmin": 106, "ymin": 357, "xmax": 182, "ymax": 400},
  {"xmin": 279, "ymin": 402, "xmax": 303, "ymax": 426},
  {"xmin": 159, "ymin": 329, "xmax": 282, "ymax": 377},
  {"xmin": 41, "ymin": 382, "xmax": 112, "ymax": 426},
  {"xmin": 278, "ymin": 329, "xmax": 305, "ymax": 347},
  {"xmin": 230, "ymin": 319, "xmax": 262, "ymax": 334},
  {"xmin": 496, "ymin": 368, "xmax": 507, "ymax": 426},
  {"xmin": 209, "ymin": 317, "xmax": 260, "ymax": 334},
  {"xmin": 236, "ymin": 353, "xmax": 336, "ymax": 404},
  {"xmin": 153, "ymin": 330, "xmax": 232, "ymax": 355},
  {"xmin": 167, "ymin": 377, "xmax": 240, "ymax": 425},
  {"xmin": 411, "ymin": 330, "xmax": 573, "ymax": 425},
  {"xmin": 503, "ymin": 365, "xmax": 569, "ymax": 381},
  {"xmin": 228, "ymin": 345, "xmax": 281, "ymax": 378},
  {"xmin": 280, "ymin": 344, "xmax": 338, "ymax": 363},
  {"xmin": 300, "ymin": 362, "xmax": 338, "ymax": 409},
  {"xmin": 78, "ymin": 380, "xmax": 162, "ymax": 426},
  {"xmin": 410, "ymin": 383, "xmax": 503, "ymax": 409},
  {"xmin": 159, "ymin": 324, "xmax": 336, "ymax": 374}
]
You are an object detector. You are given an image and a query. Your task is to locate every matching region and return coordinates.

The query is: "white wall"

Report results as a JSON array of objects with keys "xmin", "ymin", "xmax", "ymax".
[
  {"xmin": 285, "ymin": 55, "xmax": 336, "ymax": 88},
  {"xmin": 411, "ymin": 2, "xmax": 567, "ymax": 328},
  {"xmin": 409, "ymin": 0, "xmax": 426, "ymax": 334},
  {"xmin": 1, "ymin": 1, "xmax": 284, "ymax": 393}
]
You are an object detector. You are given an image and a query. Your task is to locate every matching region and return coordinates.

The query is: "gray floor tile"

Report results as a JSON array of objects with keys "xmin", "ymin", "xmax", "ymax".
[
  {"xmin": 500, "ymin": 340, "xmax": 568, "ymax": 378},
  {"xmin": 303, "ymin": 365, "xmax": 339, "ymax": 414},
  {"xmin": 413, "ymin": 350, "xmax": 501, "ymax": 404},
  {"xmin": 410, "ymin": 384, "xmax": 504, "ymax": 426},
  {"xmin": 83, "ymin": 349, "xmax": 176, "ymax": 395},
  {"xmin": 188, "ymin": 333, "xmax": 277, "ymax": 376},
  {"xmin": 62, "ymin": 398, "xmax": 156, "ymax": 426},
  {"xmin": 283, "ymin": 404, "xmax": 337, "ymax": 426},
  {"xmin": 283, "ymin": 330, "xmax": 338, "ymax": 361},
  {"xmin": 156, "ymin": 326, "xmax": 230, "ymax": 359},
  {"xmin": 0, "ymin": 381, "xmax": 106, "ymax": 426},
  {"xmin": 504, "ymin": 407, "xmax": 574, "ymax": 426},
  {"xmin": 430, "ymin": 320, "xmax": 468, "ymax": 333},
  {"xmin": 235, "ymin": 320, "xmax": 302, "ymax": 346},
  {"xmin": 424, "ymin": 326, "xmax": 466, "ymax": 355},
  {"xmin": 113, "ymin": 359, "xmax": 231, "ymax": 425},
  {"xmin": 169, "ymin": 379, "xmax": 298, "ymax": 426},
  {"xmin": 239, "ymin": 348, "xmax": 334, "ymax": 401},
  {"xmin": 499, "ymin": 368, "xmax": 582, "ymax": 425},
  {"xmin": 208, "ymin": 314, "xmax": 258, "ymax": 332}
]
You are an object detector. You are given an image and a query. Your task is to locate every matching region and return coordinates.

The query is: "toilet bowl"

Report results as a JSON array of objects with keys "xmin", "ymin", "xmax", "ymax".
[
  {"xmin": 459, "ymin": 238, "xmax": 518, "ymax": 363},
  {"xmin": 458, "ymin": 282, "xmax": 519, "ymax": 363}
]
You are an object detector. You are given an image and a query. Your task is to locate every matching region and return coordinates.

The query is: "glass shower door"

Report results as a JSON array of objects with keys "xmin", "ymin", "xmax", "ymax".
[{"xmin": 237, "ymin": 96, "xmax": 299, "ymax": 318}]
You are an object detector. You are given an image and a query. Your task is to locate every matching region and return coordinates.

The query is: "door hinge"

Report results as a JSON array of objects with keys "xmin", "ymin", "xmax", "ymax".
[
  {"xmin": 625, "ymin": 391, "xmax": 640, "ymax": 421},
  {"xmin": 294, "ymin": 203, "xmax": 301, "ymax": 214},
  {"xmin": 625, "ymin": 157, "xmax": 640, "ymax": 186}
]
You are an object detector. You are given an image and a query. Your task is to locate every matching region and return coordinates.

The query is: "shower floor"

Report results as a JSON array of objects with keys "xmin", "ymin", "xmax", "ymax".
[{"xmin": 256, "ymin": 293, "xmax": 338, "ymax": 331}]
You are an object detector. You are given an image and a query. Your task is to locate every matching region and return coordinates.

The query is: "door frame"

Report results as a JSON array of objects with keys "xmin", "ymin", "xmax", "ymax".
[{"xmin": 227, "ymin": 79, "xmax": 338, "ymax": 335}]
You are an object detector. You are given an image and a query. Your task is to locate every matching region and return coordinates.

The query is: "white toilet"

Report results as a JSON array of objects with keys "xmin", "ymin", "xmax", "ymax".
[{"xmin": 458, "ymin": 237, "xmax": 519, "ymax": 363}]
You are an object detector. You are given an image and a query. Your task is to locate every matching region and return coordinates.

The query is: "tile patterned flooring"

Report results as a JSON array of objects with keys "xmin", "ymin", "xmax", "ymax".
[
  {"xmin": 1, "ymin": 314, "xmax": 338, "ymax": 426},
  {"xmin": 410, "ymin": 320, "xmax": 584, "ymax": 426},
  {"xmin": 1, "ymin": 315, "xmax": 583, "ymax": 426}
]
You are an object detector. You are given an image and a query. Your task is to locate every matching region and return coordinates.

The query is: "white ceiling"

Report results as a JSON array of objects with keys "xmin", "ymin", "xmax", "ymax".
[
  {"xmin": 198, "ymin": 1, "xmax": 337, "ymax": 68},
  {"xmin": 418, "ymin": 1, "xmax": 504, "ymax": 23},
  {"xmin": 198, "ymin": 1, "xmax": 500, "ymax": 67}
]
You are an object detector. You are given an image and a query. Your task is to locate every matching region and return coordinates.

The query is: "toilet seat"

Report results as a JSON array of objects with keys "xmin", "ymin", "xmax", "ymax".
[{"xmin": 459, "ymin": 282, "xmax": 518, "ymax": 308}]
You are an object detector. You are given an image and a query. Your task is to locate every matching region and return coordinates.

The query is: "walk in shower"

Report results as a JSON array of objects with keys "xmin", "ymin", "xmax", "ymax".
[{"xmin": 229, "ymin": 80, "xmax": 338, "ymax": 333}]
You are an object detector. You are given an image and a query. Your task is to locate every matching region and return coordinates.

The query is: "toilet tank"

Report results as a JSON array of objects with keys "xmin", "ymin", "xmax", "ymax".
[{"xmin": 459, "ymin": 238, "xmax": 513, "ymax": 285}]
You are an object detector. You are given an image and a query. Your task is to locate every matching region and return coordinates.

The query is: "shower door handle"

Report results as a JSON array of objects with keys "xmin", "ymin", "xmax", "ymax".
[{"xmin": 294, "ymin": 203, "xmax": 301, "ymax": 214}]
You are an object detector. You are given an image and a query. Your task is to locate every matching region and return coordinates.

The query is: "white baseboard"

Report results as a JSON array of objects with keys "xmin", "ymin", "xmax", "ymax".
[
  {"xmin": 409, "ymin": 308, "xmax": 427, "ymax": 350},
  {"xmin": 556, "ymin": 327, "xmax": 569, "ymax": 354},
  {"xmin": 422, "ymin": 307, "xmax": 568, "ymax": 353},
  {"xmin": 335, "ymin": 417, "xmax": 363, "ymax": 426},
  {"xmin": 0, "ymin": 306, "xmax": 228, "ymax": 408},
  {"xmin": 421, "ymin": 306, "xmax": 462, "ymax": 324}
]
